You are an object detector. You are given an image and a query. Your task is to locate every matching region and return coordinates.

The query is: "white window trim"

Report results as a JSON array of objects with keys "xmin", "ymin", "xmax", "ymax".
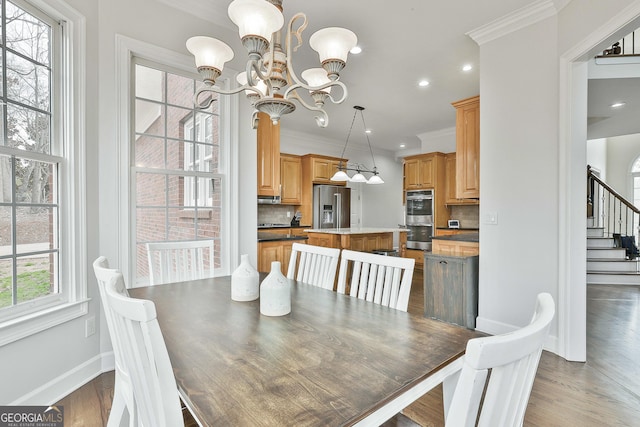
[
  {"xmin": 0, "ymin": 0, "xmax": 88, "ymax": 347},
  {"xmin": 115, "ymin": 35, "xmax": 238, "ymax": 283}
]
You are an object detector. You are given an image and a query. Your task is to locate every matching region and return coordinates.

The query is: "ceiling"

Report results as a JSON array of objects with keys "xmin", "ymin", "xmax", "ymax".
[{"xmin": 163, "ymin": 0, "xmax": 640, "ymax": 152}]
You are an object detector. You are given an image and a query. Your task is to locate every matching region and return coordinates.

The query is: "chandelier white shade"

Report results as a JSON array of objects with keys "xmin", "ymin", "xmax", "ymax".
[
  {"xmin": 330, "ymin": 106, "xmax": 384, "ymax": 185},
  {"xmin": 185, "ymin": 0, "xmax": 357, "ymax": 128}
]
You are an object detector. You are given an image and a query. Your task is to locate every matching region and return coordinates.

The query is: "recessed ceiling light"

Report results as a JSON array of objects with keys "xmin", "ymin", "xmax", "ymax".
[
  {"xmin": 418, "ymin": 80, "xmax": 430, "ymax": 87},
  {"xmin": 365, "ymin": 129, "xmax": 372, "ymax": 134},
  {"xmin": 462, "ymin": 64, "xmax": 473, "ymax": 72},
  {"xmin": 611, "ymin": 102, "xmax": 626, "ymax": 108},
  {"xmin": 350, "ymin": 46, "xmax": 362, "ymax": 54},
  {"xmin": 400, "ymin": 144, "xmax": 406, "ymax": 148}
]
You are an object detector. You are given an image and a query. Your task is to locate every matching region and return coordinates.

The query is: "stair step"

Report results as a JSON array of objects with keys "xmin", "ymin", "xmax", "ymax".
[
  {"xmin": 586, "ymin": 237, "xmax": 615, "ymax": 248},
  {"xmin": 587, "ymin": 259, "xmax": 638, "ymax": 272},
  {"xmin": 587, "ymin": 271, "xmax": 640, "ymax": 285},
  {"xmin": 586, "ymin": 247, "xmax": 627, "ymax": 259},
  {"xmin": 587, "ymin": 227, "xmax": 605, "ymax": 238}
]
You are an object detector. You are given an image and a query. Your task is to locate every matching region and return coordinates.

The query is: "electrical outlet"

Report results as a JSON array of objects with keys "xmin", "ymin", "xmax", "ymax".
[
  {"xmin": 286, "ymin": 211, "xmax": 291, "ymax": 218},
  {"xmin": 85, "ymin": 316, "xmax": 96, "ymax": 337}
]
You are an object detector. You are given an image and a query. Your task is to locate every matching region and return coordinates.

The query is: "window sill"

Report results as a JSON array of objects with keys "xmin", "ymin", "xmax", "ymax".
[
  {"xmin": 178, "ymin": 209, "xmax": 212, "ymax": 219},
  {"xmin": 0, "ymin": 299, "xmax": 90, "ymax": 347}
]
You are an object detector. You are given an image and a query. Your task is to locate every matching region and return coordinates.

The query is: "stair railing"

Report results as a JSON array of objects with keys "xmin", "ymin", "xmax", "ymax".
[{"xmin": 587, "ymin": 165, "xmax": 640, "ymax": 240}]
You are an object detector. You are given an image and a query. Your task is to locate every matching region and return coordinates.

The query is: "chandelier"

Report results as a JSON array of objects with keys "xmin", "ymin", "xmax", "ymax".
[
  {"xmin": 331, "ymin": 106, "xmax": 384, "ymax": 185},
  {"xmin": 185, "ymin": 0, "xmax": 357, "ymax": 128}
]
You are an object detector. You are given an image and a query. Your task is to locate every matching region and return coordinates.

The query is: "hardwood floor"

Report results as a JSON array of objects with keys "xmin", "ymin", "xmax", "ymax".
[{"xmin": 57, "ymin": 273, "xmax": 640, "ymax": 426}]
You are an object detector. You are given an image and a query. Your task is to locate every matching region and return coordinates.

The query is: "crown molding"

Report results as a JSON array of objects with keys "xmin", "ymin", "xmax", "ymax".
[
  {"xmin": 155, "ymin": 0, "xmax": 235, "ymax": 31},
  {"xmin": 467, "ymin": 0, "xmax": 557, "ymax": 46},
  {"xmin": 417, "ymin": 126, "xmax": 455, "ymax": 141}
]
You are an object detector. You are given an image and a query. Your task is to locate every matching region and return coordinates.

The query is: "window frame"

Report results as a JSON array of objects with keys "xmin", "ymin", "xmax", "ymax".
[
  {"xmin": 0, "ymin": 0, "xmax": 88, "ymax": 346},
  {"xmin": 116, "ymin": 36, "xmax": 236, "ymax": 286}
]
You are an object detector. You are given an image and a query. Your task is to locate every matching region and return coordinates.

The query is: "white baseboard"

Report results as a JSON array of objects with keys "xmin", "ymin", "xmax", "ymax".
[
  {"xmin": 10, "ymin": 351, "xmax": 115, "ymax": 406},
  {"xmin": 476, "ymin": 316, "xmax": 559, "ymax": 355}
]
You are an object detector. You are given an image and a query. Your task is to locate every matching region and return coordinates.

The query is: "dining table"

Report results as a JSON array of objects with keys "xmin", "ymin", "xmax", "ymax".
[{"xmin": 129, "ymin": 274, "xmax": 483, "ymax": 426}]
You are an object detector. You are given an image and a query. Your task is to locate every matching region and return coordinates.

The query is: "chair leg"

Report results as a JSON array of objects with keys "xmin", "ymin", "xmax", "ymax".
[{"xmin": 107, "ymin": 390, "xmax": 128, "ymax": 427}]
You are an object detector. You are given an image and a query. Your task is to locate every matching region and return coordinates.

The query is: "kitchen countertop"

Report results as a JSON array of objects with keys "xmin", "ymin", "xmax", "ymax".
[
  {"xmin": 258, "ymin": 224, "xmax": 311, "ymax": 230},
  {"xmin": 258, "ymin": 232, "xmax": 309, "ymax": 242},
  {"xmin": 435, "ymin": 227, "xmax": 479, "ymax": 231},
  {"xmin": 304, "ymin": 227, "xmax": 408, "ymax": 235},
  {"xmin": 431, "ymin": 233, "xmax": 479, "ymax": 243}
]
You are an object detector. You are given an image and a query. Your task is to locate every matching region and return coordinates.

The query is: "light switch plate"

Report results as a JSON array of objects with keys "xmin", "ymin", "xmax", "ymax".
[{"xmin": 483, "ymin": 212, "xmax": 498, "ymax": 225}]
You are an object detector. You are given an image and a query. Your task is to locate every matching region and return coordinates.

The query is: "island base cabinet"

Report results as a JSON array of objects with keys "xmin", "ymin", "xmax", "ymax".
[
  {"xmin": 258, "ymin": 241, "xmax": 294, "ymax": 274},
  {"xmin": 423, "ymin": 254, "xmax": 478, "ymax": 329}
]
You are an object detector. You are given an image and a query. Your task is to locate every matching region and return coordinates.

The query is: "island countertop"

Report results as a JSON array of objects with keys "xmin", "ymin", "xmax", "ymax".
[{"xmin": 303, "ymin": 227, "xmax": 408, "ymax": 235}]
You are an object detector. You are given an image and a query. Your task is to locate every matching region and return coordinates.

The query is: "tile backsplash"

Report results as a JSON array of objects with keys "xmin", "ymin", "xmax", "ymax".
[
  {"xmin": 449, "ymin": 205, "xmax": 479, "ymax": 228},
  {"xmin": 258, "ymin": 205, "xmax": 300, "ymax": 225}
]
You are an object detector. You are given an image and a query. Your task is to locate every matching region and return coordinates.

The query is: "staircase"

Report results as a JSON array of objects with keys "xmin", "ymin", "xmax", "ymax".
[{"xmin": 587, "ymin": 218, "xmax": 640, "ymax": 285}]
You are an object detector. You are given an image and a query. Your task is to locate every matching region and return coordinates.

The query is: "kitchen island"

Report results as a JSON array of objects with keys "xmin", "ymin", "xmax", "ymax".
[{"xmin": 304, "ymin": 227, "xmax": 408, "ymax": 257}]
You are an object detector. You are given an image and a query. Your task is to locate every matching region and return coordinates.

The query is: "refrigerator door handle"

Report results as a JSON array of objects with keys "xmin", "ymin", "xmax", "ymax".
[{"xmin": 335, "ymin": 193, "xmax": 341, "ymax": 228}]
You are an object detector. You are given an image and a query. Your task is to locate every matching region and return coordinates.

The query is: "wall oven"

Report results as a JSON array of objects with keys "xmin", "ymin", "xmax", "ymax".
[{"xmin": 406, "ymin": 190, "xmax": 433, "ymax": 250}]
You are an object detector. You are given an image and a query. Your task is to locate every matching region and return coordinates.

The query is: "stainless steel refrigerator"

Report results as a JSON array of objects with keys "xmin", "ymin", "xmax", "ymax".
[{"xmin": 313, "ymin": 185, "xmax": 351, "ymax": 229}]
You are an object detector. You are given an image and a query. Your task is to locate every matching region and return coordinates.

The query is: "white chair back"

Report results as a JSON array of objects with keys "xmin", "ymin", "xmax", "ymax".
[
  {"xmin": 93, "ymin": 257, "xmax": 136, "ymax": 427},
  {"xmin": 103, "ymin": 268, "xmax": 184, "ymax": 427},
  {"xmin": 336, "ymin": 250, "xmax": 415, "ymax": 312},
  {"xmin": 444, "ymin": 293, "xmax": 555, "ymax": 427},
  {"xmin": 286, "ymin": 243, "xmax": 340, "ymax": 289},
  {"xmin": 146, "ymin": 240, "xmax": 214, "ymax": 285}
]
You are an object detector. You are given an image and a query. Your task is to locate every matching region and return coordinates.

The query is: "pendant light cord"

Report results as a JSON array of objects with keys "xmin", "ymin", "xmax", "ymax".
[
  {"xmin": 338, "ymin": 108, "xmax": 358, "ymax": 168},
  {"xmin": 358, "ymin": 108, "xmax": 377, "ymax": 171}
]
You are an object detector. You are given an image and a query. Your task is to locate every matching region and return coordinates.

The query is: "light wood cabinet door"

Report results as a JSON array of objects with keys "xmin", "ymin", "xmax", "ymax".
[
  {"xmin": 280, "ymin": 154, "xmax": 302, "ymax": 204},
  {"xmin": 257, "ymin": 112, "xmax": 280, "ymax": 197},
  {"xmin": 258, "ymin": 240, "xmax": 294, "ymax": 274},
  {"xmin": 420, "ymin": 156, "xmax": 435, "ymax": 188},
  {"xmin": 452, "ymin": 96, "xmax": 479, "ymax": 199},
  {"xmin": 404, "ymin": 249, "xmax": 425, "ymax": 270},
  {"xmin": 403, "ymin": 159, "xmax": 421, "ymax": 190},
  {"xmin": 445, "ymin": 152, "xmax": 478, "ymax": 206},
  {"xmin": 310, "ymin": 157, "xmax": 346, "ymax": 184}
]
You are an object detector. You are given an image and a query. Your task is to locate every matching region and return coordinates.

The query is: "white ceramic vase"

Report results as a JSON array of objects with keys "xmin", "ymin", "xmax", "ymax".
[
  {"xmin": 260, "ymin": 261, "xmax": 291, "ymax": 316},
  {"xmin": 231, "ymin": 254, "xmax": 259, "ymax": 301}
]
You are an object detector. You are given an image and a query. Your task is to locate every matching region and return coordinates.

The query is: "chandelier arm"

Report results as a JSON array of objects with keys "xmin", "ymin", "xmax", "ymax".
[
  {"xmin": 284, "ymin": 13, "xmax": 308, "ymax": 90},
  {"xmin": 257, "ymin": 31, "xmax": 277, "ymax": 84},
  {"xmin": 194, "ymin": 84, "xmax": 262, "ymax": 109},
  {"xmin": 285, "ymin": 89, "xmax": 329, "ymax": 128}
]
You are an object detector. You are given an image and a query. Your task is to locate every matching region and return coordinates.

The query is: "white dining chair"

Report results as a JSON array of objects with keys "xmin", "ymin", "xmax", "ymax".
[
  {"xmin": 93, "ymin": 257, "xmax": 136, "ymax": 427},
  {"xmin": 103, "ymin": 266, "xmax": 185, "ymax": 427},
  {"xmin": 336, "ymin": 249, "xmax": 415, "ymax": 312},
  {"xmin": 146, "ymin": 239, "xmax": 214, "ymax": 285},
  {"xmin": 442, "ymin": 292, "xmax": 555, "ymax": 427},
  {"xmin": 286, "ymin": 243, "xmax": 340, "ymax": 290}
]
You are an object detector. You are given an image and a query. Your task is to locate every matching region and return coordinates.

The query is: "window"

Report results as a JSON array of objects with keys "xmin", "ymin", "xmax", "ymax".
[
  {"xmin": 0, "ymin": 0, "xmax": 86, "ymax": 339},
  {"xmin": 633, "ymin": 156, "xmax": 640, "ymax": 208},
  {"xmin": 132, "ymin": 61, "xmax": 224, "ymax": 285}
]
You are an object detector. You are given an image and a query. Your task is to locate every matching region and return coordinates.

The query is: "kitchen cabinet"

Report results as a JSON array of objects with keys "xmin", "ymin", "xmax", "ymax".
[
  {"xmin": 452, "ymin": 96, "xmax": 480, "ymax": 199},
  {"xmin": 348, "ymin": 234, "xmax": 393, "ymax": 253},
  {"xmin": 302, "ymin": 154, "xmax": 348, "ymax": 185},
  {"xmin": 257, "ymin": 112, "xmax": 280, "ymax": 197},
  {"xmin": 258, "ymin": 240, "xmax": 294, "ymax": 274},
  {"xmin": 432, "ymin": 239, "xmax": 479, "ymax": 256},
  {"xmin": 424, "ymin": 254, "xmax": 478, "ymax": 329},
  {"xmin": 445, "ymin": 152, "xmax": 479, "ymax": 205},
  {"xmin": 405, "ymin": 249, "xmax": 425, "ymax": 270},
  {"xmin": 280, "ymin": 154, "xmax": 302, "ymax": 205},
  {"xmin": 403, "ymin": 152, "xmax": 443, "ymax": 191}
]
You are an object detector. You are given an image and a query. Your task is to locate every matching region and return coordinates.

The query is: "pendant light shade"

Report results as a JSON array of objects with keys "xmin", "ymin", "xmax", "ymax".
[
  {"xmin": 350, "ymin": 172, "xmax": 367, "ymax": 183},
  {"xmin": 330, "ymin": 170, "xmax": 350, "ymax": 182},
  {"xmin": 310, "ymin": 27, "xmax": 358, "ymax": 63},
  {"xmin": 366, "ymin": 174, "xmax": 384, "ymax": 185},
  {"xmin": 227, "ymin": 0, "xmax": 284, "ymax": 40},
  {"xmin": 186, "ymin": 36, "xmax": 234, "ymax": 72}
]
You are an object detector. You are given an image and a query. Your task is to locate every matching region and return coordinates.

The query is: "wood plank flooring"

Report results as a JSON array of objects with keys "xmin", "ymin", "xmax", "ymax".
[{"xmin": 57, "ymin": 273, "xmax": 640, "ymax": 426}]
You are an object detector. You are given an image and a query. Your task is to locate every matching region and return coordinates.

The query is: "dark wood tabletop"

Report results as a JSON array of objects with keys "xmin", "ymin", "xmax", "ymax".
[{"xmin": 129, "ymin": 275, "xmax": 481, "ymax": 426}]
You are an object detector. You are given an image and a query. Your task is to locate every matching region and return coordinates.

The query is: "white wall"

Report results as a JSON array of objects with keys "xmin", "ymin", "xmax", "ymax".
[
  {"xmin": 587, "ymin": 138, "xmax": 607, "ymax": 180},
  {"xmin": 606, "ymin": 133, "xmax": 640, "ymax": 199},
  {"xmin": 418, "ymin": 127, "xmax": 456, "ymax": 154},
  {"xmin": 477, "ymin": 15, "xmax": 560, "ymax": 344}
]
